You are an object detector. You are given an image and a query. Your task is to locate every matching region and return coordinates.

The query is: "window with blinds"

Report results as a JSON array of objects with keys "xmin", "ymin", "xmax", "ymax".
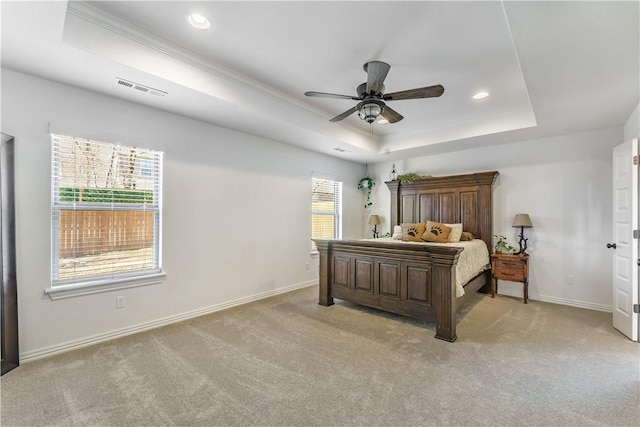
[
  {"xmin": 51, "ymin": 134, "xmax": 163, "ymax": 287},
  {"xmin": 311, "ymin": 177, "xmax": 342, "ymax": 251}
]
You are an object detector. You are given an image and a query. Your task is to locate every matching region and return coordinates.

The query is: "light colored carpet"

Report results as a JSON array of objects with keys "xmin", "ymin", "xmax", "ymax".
[{"xmin": 1, "ymin": 286, "xmax": 639, "ymax": 426}]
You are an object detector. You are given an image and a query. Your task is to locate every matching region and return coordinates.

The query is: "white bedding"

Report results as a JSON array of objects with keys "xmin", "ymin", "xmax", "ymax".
[{"xmin": 361, "ymin": 238, "xmax": 490, "ymax": 298}]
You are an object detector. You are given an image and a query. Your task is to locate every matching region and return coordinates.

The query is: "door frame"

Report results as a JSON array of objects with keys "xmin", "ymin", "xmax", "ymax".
[{"xmin": 1, "ymin": 133, "xmax": 18, "ymax": 375}]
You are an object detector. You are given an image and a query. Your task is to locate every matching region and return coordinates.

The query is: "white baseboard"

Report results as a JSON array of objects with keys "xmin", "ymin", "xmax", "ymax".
[
  {"xmin": 496, "ymin": 290, "xmax": 612, "ymax": 313},
  {"xmin": 21, "ymin": 280, "xmax": 318, "ymax": 363}
]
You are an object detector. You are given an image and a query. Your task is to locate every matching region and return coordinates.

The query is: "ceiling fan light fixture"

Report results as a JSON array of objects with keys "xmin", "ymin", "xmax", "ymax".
[
  {"xmin": 358, "ymin": 101, "xmax": 384, "ymax": 123},
  {"xmin": 188, "ymin": 14, "xmax": 211, "ymax": 30}
]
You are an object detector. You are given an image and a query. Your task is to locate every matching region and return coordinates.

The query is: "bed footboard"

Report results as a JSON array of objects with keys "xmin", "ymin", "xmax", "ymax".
[{"xmin": 314, "ymin": 239, "xmax": 463, "ymax": 342}]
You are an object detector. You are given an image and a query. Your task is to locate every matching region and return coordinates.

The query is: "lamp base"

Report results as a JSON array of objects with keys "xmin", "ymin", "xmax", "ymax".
[
  {"xmin": 372, "ymin": 225, "xmax": 379, "ymax": 239},
  {"xmin": 516, "ymin": 226, "xmax": 528, "ymax": 255}
]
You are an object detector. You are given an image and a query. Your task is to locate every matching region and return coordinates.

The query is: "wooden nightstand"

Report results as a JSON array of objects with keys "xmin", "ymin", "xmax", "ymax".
[{"xmin": 490, "ymin": 253, "xmax": 529, "ymax": 303}]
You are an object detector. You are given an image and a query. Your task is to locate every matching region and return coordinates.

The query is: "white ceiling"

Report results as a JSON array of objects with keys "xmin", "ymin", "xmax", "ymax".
[{"xmin": 1, "ymin": 1, "xmax": 638, "ymax": 163}]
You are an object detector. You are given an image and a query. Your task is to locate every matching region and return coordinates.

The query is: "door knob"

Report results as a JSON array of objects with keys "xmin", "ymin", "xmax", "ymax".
[{"xmin": 606, "ymin": 243, "xmax": 617, "ymax": 249}]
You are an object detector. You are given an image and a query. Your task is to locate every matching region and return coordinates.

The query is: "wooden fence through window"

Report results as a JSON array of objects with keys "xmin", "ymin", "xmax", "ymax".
[{"xmin": 58, "ymin": 210, "xmax": 154, "ymax": 258}]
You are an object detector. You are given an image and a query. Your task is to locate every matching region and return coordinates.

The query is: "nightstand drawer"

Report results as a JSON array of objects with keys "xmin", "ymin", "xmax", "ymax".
[
  {"xmin": 493, "ymin": 269, "xmax": 525, "ymax": 281},
  {"xmin": 495, "ymin": 259, "xmax": 525, "ymax": 271}
]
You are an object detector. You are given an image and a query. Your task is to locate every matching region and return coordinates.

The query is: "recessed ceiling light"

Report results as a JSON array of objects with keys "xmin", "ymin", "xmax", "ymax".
[
  {"xmin": 472, "ymin": 91, "xmax": 489, "ymax": 100},
  {"xmin": 188, "ymin": 14, "xmax": 210, "ymax": 30}
]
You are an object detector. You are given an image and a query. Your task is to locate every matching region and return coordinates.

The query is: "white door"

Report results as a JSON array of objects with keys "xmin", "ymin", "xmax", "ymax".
[{"xmin": 612, "ymin": 138, "xmax": 638, "ymax": 341}]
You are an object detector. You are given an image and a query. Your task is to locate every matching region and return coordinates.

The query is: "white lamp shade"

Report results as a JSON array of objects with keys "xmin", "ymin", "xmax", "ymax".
[{"xmin": 512, "ymin": 214, "xmax": 533, "ymax": 228}]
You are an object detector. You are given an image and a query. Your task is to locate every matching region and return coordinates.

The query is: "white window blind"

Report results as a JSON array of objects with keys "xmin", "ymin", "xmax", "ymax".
[
  {"xmin": 311, "ymin": 177, "xmax": 342, "ymax": 251},
  {"xmin": 51, "ymin": 134, "xmax": 163, "ymax": 287}
]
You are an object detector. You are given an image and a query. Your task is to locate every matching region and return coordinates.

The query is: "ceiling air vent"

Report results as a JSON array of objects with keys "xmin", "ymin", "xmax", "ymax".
[{"xmin": 114, "ymin": 78, "xmax": 167, "ymax": 97}]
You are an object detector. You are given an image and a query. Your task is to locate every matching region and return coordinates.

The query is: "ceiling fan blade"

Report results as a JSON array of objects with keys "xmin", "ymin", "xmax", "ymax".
[
  {"xmin": 381, "ymin": 105, "xmax": 404, "ymax": 123},
  {"xmin": 305, "ymin": 91, "xmax": 360, "ymax": 100},
  {"xmin": 383, "ymin": 84, "xmax": 445, "ymax": 101},
  {"xmin": 365, "ymin": 61, "xmax": 390, "ymax": 95},
  {"xmin": 330, "ymin": 106, "xmax": 357, "ymax": 122}
]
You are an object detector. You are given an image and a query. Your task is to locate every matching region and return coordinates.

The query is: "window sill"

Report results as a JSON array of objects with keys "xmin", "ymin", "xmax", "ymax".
[{"xmin": 45, "ymin": 271, "xmax": 166, "ymax": 300}]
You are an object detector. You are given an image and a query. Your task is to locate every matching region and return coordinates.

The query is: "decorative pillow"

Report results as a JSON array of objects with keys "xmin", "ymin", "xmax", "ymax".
[
  {"xmin": 444, "ymin": 223, "xmax": 463, "ymax": 242},
  {"xmin": 460, "ymin": 231, "xmax": 476, "ymax": 241},
  {"xmin": 392, "ymin": 225, "xmax": 402, "ymax": 240},
  {"xmin": 401, "ymin": 223, "xmax": 426, "ymax": 242},
  {"xmin": 422, "ymin": 221, "xmax": 452, "ymax": 243}
]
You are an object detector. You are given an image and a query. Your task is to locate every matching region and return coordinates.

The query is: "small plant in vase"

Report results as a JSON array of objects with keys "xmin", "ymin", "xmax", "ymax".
[
  {"xmin": 493, "ymin": 235, "xmax": 516, "ymax": 254},
  {"xmin": 357, "ymin": 177, "xmax": 375, "ymax": 208}
]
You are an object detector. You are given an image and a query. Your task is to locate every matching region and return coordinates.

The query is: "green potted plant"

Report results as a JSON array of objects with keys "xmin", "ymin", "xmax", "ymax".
[
  {"xmin": 357, "ymin": 177, "xmax": 375, "ymax": 208},
  {"xmin": 397, "ymin": 172, "xmax": 432, "ymax": 184},
  {"xmin": 493, "ymin": 234, "xmax": 516, "ymax": 254}
]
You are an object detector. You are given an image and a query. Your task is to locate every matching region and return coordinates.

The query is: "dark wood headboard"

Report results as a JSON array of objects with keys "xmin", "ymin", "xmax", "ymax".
[{"xmin": 385, "ymin": 171, "xmax": 499, "ymax": 250}]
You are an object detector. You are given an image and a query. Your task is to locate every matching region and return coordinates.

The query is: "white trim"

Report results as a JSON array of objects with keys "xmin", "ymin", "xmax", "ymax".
[
  {"xmin": 25, "ymin": 280, "xmax": 318, "ymax": 362},
  {"xmin": 45, "ymin": 271, "xmax": 166, "ymax": 300},
  {"xmin": 497, "ymin": 290, "xmax": 612, "ymax": 312}
]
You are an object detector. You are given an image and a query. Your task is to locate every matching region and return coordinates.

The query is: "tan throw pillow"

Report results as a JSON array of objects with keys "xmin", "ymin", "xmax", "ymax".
[
  {"xmin": 422, "ymin": 221, "xmax": 452, "ymax": 243},
  {"xmin": 444, "ymin": 223, "xmax": 463, "ymax": 242},
  {"xmin": 460, "ymin": 231, "xmax": 476, "ymax": 241},
  {"xmin": 401, "ymin": 223, "xmax": 426, "ymax": 242}
]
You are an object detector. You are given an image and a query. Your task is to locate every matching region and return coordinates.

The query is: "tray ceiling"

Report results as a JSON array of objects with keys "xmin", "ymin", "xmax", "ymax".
[{"xmin": 1, "ymin": 1, "xmax": 638, "ymax": 163}]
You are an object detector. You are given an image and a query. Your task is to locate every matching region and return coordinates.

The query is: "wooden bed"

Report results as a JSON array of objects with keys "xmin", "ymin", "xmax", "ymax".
[{"xmin": 313, "ymin": 171, "xmax": 498, "ymax": 342}]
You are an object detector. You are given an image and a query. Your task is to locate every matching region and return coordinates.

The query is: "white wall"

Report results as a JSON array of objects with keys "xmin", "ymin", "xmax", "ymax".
[
  {"xmin": 1, "ymin": 69, "xmax": 365, "ymax": 359},
  {"xmin": 2, "ymin": 66, "xmax": 633, "ymax": 358},
  {"xmin": 366, "ymin": 127, "xmax": 623, "ymax": 310},
  {"xmin": 624, "ymin": 102, "xmax": 639, "ymax": 140}
]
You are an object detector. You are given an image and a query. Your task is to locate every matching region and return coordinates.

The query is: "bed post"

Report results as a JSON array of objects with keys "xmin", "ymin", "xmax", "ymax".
[
  {"xmin": 431, "ymin": 251, "xmax": 460, "ymax": 342},
  {"xmin": 314, "ymin": 240, "xmax": 334, "ymax": 306},
  {"xmin": 386, "ymin": 180, "xmax": 400, "ymax": 229}
]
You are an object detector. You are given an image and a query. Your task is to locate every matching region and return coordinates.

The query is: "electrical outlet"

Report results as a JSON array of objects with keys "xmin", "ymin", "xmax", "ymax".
[
  {"xmin": 116, "ymin": 295, "xmax": 126, "ymax": 309},
  {"xmin": 567, "ymin": 275, "xmax": 575, "ymax": 285}
]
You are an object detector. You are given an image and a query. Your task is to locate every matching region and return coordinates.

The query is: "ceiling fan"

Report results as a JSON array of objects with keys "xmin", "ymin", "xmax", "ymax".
[{"xmin": 305, "ymin": 61, "xmax": 444, "ymax": 124}]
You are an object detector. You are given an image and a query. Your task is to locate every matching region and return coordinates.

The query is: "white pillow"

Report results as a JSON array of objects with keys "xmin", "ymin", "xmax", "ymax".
[
  {"xmin": 392, "ymin": 225, "xmax": 402, "ymax": 240},
  {"xmin": 444, "ymin": 223, "xmax": 463, "ymax": 242}
]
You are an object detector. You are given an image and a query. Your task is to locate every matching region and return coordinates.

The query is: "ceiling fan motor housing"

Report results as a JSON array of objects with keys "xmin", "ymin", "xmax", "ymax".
[{"xmin": 357, "ymin": 82, "xmax": 385, "ymax": 98}]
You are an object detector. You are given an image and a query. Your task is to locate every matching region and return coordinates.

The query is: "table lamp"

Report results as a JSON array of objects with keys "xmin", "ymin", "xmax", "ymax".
[
  {"xmin": 369, "ymin": 215, "xmax": 381, "ymax": 238},
  {"xmin": 512, "ymin": 214, "xmax": 533, "ymax": 255}
]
